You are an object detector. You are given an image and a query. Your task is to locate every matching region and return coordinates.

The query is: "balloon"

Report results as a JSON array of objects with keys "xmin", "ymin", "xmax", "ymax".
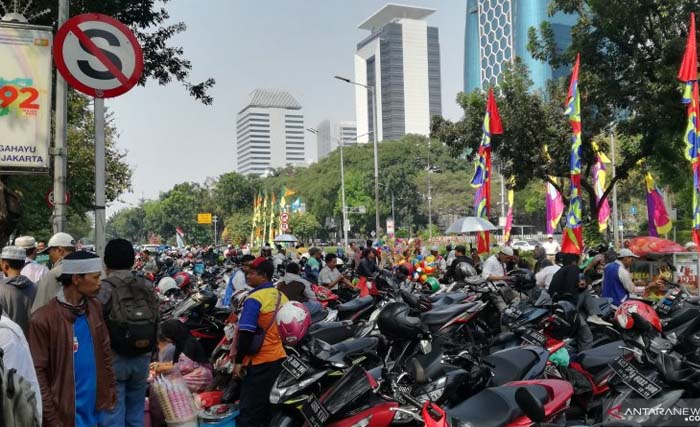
[
  {"xmin": 426, "ymin": 255, "xmax": 436, "ymax": 264},
  {"xmin": 420, "ymin": 274, "xmax": 428, "ymax": 283},
  {"xmin": 425, "ymin": 277, "xmax": 440, "ymax": 292},
  {"xmin": 415, "ymin": 254, "xmax": 424, "ymax": 261},
  {"xmin": 424, "ymin": 265, "xmax": 436, "ymax": 275}
]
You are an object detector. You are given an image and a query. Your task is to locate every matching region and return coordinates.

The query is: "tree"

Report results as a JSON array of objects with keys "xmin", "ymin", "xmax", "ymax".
[
  {"xmin": 213, "ymin": 172, "xmax": 260, "ymax": 218},
  {"xmin": 222, "ymin": 212, "xmax": 253, "ymax": 246},
  {"xmin": 289, "ymin": 212, "xmax": 321, "ymax": 243},
  {"xmin": 107, "ymin": 206, "xmax": 147, "ymax": 242}
]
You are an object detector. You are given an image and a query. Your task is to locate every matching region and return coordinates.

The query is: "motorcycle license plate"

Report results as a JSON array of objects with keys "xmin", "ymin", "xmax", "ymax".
[
  {"xmin": 301, "ymin": 394, "xmax": 330, "ymax": 427},
  {"xmin": 608, "ymin": 356, "xmax": 662, "ymax": 399},
  {"xmin": 282, "ymin": 355, "xmax": 310, "ymax": 380},
  {"xmin": 521, "ymin": 329, "xmax": 547, "ymax": 347}
]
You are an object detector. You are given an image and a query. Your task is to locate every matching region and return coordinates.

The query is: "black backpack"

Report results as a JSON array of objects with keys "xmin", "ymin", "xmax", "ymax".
[{"xmin": 104, "ymin": 275, "xmax": 159, "ymax": 356}]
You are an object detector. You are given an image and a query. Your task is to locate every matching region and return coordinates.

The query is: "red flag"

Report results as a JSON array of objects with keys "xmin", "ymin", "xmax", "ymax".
[
  {"xmin": 679, "ymin": 13, "xmax": 698, "ymax": 82},
  {"xmin": 487, "ymin": 88, "xmax": 503, "ymax": 135}
]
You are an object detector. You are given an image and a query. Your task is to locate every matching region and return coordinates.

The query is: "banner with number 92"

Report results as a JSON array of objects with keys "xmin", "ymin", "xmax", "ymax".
[{"xmin": 0, "ymin": 23, "xmax": 53, "ymax": 173}]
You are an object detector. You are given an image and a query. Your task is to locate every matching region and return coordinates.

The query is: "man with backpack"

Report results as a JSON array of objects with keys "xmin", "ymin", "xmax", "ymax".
[{"xmin": 97, "ymin": 238, "xmax": 158, "ymax": 427}]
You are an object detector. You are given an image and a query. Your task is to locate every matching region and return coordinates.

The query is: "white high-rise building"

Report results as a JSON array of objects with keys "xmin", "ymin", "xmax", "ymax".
[
  {"xmin": 315, "ymin": 120, "xmax": 358, "ymax": 161},
  {"xmin": 354, "ymin": 3, "xmax": 442, "ymax": 143},
  {"xmin": 236, "ymin": 89, "xmax": 305, "ymax": 175}
]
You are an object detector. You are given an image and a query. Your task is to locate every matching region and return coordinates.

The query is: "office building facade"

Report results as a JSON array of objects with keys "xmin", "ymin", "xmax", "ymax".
[
  {"xmin": 463, "ymin": 0, "xmax": 575, "ymax": 92},
  {"xmin": 315, "ymin": 120, "xmax": 358, "ymax": 161},
  {"xmin": 236, "ymin": 89, "xmax": 305, "ymax": 175},
  {"xmin": 354, "ymin": 4, "xmax": 442, "ymax": 143}
]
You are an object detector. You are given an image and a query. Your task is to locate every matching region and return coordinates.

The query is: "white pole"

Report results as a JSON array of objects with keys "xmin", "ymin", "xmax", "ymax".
[
  {"xmin": 610, "ymin": 131, "xmax": 620, "ymax": 248},
  {"xmin": 52, "ymin": 0, "xmax": 69, "ymax": 233},
  {"xmin": 340, "ymin": 138, "xmax": 348, "ymax": 250},
  {"xmin": 94, "ymin": 98, "xmax": 106, "ymax": 256},
  {"xmin": 371, "ymin": 86, "xmax": 381, "ymax": 236},
  {"xmin": 428, "ymin": 139, "xmax": 433, "ymax": 241},
  {"xmin": 213, "ymin": 215, "xmax": 218, "ymax": 247}
]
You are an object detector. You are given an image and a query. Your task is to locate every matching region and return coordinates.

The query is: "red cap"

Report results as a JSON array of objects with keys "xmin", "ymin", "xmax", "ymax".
[{"xmin": 250, "ymin": 256, "xmax": 267, "ymax": 268}]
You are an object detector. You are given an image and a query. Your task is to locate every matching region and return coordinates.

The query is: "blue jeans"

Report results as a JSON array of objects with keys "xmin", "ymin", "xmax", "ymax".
[
  {"xmin": 305, "ymin": 300, "xmax": 322, "ymax": 314},
  {"xmin": 100, "ymin": 354, "xmax": 150, "ymax": 427}
]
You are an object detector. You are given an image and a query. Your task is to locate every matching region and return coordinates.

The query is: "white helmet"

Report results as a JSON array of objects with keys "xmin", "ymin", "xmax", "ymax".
[{"xmin": 157, "ymin": 277, "xmax": 178, "ymax": 295}]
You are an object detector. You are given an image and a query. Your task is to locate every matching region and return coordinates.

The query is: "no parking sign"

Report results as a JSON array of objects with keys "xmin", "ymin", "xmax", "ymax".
[{"xmin": 53, "ymin": 13, "xmax": 143, "ymax": 98}]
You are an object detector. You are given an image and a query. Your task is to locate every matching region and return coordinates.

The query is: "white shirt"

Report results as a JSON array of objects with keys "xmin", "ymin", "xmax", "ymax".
[
  {"xmin": 21, "ymin": 259, "xmax": 48, "ymax": 284},
  {"xmin": 0, "ymin": 315, "xmax": 41, "ymax": 423},
  {"xmin": 231, "ymin": 269, "xmax": 250, "ymax": 292},
  {"xmin": 542, "ymin": 240, "xmax": 561, "ymax": 255},
  {"xmin": 481, "ymin": 254, "xmax": 506, "ymax": 281},
  {"xmin": 615, "ymin": 260, "xmax": 636, "ymax": 293},
  {"xmin": 535, "ymin": 265, "xmax": 561, "ymax": 289}
]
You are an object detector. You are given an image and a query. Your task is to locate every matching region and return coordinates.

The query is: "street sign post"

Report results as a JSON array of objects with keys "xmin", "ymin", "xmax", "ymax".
[{"xmin": 53, "ymin": 13, "xmax": 143, "ymax": 257}]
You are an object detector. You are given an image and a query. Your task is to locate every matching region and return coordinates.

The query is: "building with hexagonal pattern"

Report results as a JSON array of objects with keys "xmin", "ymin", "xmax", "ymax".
[{"xmin": 464, "ymin": 0, "xmax": 577, "ymax": 93}]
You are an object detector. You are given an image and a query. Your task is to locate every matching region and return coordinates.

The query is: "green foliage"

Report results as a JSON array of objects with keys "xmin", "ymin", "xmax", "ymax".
[
  {"xmin": 106, "ymin": 206, "xmax": 147, "ymax": 243},
  {"xmin": 222, "ymin": 212, "xmax": 252, "ymax": 246},
  {"xmin": 288, "ymin": 212, "xmax": 321, "ymax": 242}
]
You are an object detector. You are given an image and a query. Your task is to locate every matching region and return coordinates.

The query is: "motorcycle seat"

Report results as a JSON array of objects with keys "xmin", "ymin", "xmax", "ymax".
[
  {"xmin": 337, "ymin": 295, "xmax": 374, "ymax": 313},
  {"xmin": 314, "ymin": 337, "xmax": 379, "ymax": 365},
  {"xmin": 484, "ymin": 347, "xmax": 540, "ymax": 386},
  {"xmin": 577, "ymin": 340, "xmax": 626, "ymax": 371},
  {"xmin": 420, "ymin": 303, "xmax": 472, "ymax": 326},
  {"xmin": 447, "ymin": 384, "xmax": 548, "ymax": 427},
  {"xmin": 311, "ymin": 309, "xmax": 328, "ymax": 323},
  {"xmin": 430, "ymin": 292, "xmax": 469, "ymax": 306}
]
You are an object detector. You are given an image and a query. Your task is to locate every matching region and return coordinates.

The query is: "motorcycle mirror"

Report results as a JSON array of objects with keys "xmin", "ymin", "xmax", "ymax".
[{"xmin": 515, "ymin": 387, "xmax": 545, "ymax": 423}]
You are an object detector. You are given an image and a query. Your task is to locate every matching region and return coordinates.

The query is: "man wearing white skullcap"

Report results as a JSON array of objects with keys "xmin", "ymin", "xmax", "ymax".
[
  {"xmin": 31, "ymin": 232, "xmax": 75, "ymax": 313},
  {"xmin": 15, "ymin": 235, "xmax": 49, "ymax": 284},
  {"xmin": 28, "ymin": 251, "xmax": 116, "ymax": 426},
  {"xmin": 0, "ymin": 246, "xmax": 37, "ymax": 333}
]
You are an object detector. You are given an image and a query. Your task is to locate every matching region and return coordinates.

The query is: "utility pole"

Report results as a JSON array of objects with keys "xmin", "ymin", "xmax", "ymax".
[
  {"xmin": 370, "ymin": 86, "xmax": 381, "ymax": 236},
  {"xmin": 500, "ymin": 161, "xmax": 506, "ymax": 218},
  {"xmin": 610, "ymin": 130, "xmax": 620, "ymax": 248},
  {"xmin": 213, "ymin": 215, "xmax": 219, "ymax": 247},
  {"xmin": 428, "ymin": 139, "xmax": 433, "ymax": 241},
  {"xmin": 52, "ymin": 0, "xmax": 69, "ymax": 233}
]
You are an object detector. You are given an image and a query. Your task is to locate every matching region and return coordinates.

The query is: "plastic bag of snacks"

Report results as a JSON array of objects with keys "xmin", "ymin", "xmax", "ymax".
[{"xmin": 152, "ymin": 371, "xmax": 197, "ymax": 424}]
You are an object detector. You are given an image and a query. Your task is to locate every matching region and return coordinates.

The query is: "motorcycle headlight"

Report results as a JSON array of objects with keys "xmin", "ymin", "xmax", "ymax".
[
  {"xmin": 349, "ymin": 416, "xmax": 372, "ymax": 427},
  {"xmin": 269, "ymin": 369, "xmax": 328, "ymax": 404}
]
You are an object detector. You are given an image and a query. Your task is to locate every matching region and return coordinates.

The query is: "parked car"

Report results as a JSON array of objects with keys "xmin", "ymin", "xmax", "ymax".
[{"xmin": 512, "ymin": 240, "xmax": 542, "ymax": 251}]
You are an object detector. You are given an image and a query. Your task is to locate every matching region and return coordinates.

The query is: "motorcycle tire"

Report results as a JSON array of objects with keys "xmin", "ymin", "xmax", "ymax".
[
  {"xmin": 269, "ymin": 409, "xmax": 304, "ymax": 427},
  {"xmin": 221, "ymin": 379, "xmax": 241, "ymax": 403}
]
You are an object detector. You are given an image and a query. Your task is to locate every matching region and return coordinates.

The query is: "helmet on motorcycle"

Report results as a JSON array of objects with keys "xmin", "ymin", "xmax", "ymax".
[
  {"xmin": 547, "ymin": 300, "xmax": 579, "ymax": 340},
  {"xmin": 276, "ymin": 301, "xmax": 311, "ymax": 346},
  {"xmin": 157, "ymin": 277, "xmax": 178, "ymax": 296},
  {"xmin": 192, "ymin": 288, "xmax": 217, "ymax": 308},
  {"xmin": 615, "ymin": 300, "xmax": 662, "ymax": 333},
  {"xmin": 173, "ymin": 271, "xmax": 191, "ymax": 289},
  {"xmin": 424, "ymin": 277, "xmax": 440, "ymax": 293},
  {"xmin": 453, "ymin": 261, "xmax": 477, "ymax": 281},
  {"xmin": 377, "ymin": 302, "xmax": 424, "ymax": 341},
  {"xmin": 396, "ymin": 264, "xmax": 411, "ymax": 281}
]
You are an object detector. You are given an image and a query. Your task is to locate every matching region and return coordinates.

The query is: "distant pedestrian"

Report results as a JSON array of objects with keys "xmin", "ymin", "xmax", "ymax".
[
  {"xmin": 15, "ymin": 236, "xmax": 49, "ymax": 284},
  {"xmin": 0, "ymin": 246, "xmax": 37, "ymax": 334},
  {"xmin": 31, "ymin": 232, "xmax": 75, "ymax": 313}
]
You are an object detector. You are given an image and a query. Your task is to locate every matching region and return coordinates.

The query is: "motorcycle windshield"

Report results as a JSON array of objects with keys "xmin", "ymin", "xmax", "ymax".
[
  {"xmin": 319, "ymin": 365, "xmax": 373, "ymax": 415},
  {"xmin": 172, "ymin": 297, "xmax": 198, "ymax": 318}
]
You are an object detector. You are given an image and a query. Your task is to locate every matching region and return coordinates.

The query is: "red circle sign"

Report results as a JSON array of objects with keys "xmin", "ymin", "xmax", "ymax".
[
  {"xmin": 53, "ymin": 13, "xmax": 143, "ymax": 98},
  {"xmin": 45, "ymin": 190, "xmax": 70, "ymax": 208}
]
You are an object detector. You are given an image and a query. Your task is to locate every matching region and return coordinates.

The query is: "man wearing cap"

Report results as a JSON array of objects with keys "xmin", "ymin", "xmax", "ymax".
[
  {"xmin": 481, "ymin": 246, "xmax": 517, "ymax": 313},
  {"xmin": 543, "ymin": 235, "xmax": 561, "ymax": 261},
  {"xmin": 15, "ymin": 236, "xmax": 49, "ymax": 284},
  {"xmin": 602, "ymin": 248, "xmax": 639, "ymax": 306},
  {"xmin": 0, "ymin": 246, "xmax": 37, "ymax": 334},
  {"xmin": 31, "ymin": 232, "xmax": 75, "ymax": 314},
  {"xmin": 234, "ymin": 257, "xmax": 287, "ymax": 427},
  {"xmin": 29, "ymin": 251, "xmax": 116, "ymax": 427},
  {"xmin": 430, "ymin": 246, "xmax": 447, "ymax": 275}
]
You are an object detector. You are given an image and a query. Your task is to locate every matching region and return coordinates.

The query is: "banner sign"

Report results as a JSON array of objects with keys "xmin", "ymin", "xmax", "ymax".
[{"xmin": 0, "ymin": 22, "xmax": 53, "ymax": 173}]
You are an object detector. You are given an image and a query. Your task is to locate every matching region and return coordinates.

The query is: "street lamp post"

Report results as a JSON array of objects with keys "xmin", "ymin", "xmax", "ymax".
[
  {"xmin": 334, "ymin": 75, "xmax": 381, "ymax": 237},
  {"xmin": 428, "ymin": 139, "xmax": 433, "ymax": 242}
]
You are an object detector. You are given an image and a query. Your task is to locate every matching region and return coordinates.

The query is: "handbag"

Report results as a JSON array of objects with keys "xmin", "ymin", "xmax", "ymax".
[{"xmin": 249, "ymin": 290, "xmax": 282, "ymax": 354}]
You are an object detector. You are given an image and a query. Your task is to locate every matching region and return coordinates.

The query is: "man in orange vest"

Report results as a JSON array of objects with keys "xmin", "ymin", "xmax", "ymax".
[{"xmin": 233, "ymin": 257, "xmax": 287, "ymax": 427}]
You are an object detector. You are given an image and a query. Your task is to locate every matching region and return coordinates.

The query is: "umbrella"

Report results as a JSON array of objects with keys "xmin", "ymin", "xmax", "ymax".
[
  {"xmin": 273, "ymin": 234, "xmax": 298, "ymax": 243},
  {"xmin": 445, "ymin": 216, "xmax": 497, "ymax": 234}
]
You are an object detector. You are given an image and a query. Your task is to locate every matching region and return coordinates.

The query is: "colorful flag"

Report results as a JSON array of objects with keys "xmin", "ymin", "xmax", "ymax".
[
  {"xmin": 503, "ymin": 178, "xmax": 514, "ymax": 245},
  {"xmin": 561, "ymin": 54, "xmax": 584, "ymax": 254},
  {"xmin": 645, "ymin": 173, "xmax": 672, "ymax": 237},
  {"xmin": 592, "ymin": 142, "xmax": 611, "ymax": 232},
  {"xmin": 471, "ymin": 88, "xmax": 503, "ymax": 254},
  {"xmin": 269, "ymin": 193, "xmax": 277, "ymax": 242},
  {"xmin": 291, "ymin": 197, "xmax": 302, "ymax": 212},
  {"xmin": 678, "ymin": 13, "xmax": 700, "ymax": 249},
  {"xmin": 546, "ymin": 180, "xmax": 565, "ymax": 235}
]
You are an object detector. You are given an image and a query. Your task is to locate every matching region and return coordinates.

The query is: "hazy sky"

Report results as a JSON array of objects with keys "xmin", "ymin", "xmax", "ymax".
[{"xmin": 106, "ymin": 0, "xmax": 467, "ymax": 216}]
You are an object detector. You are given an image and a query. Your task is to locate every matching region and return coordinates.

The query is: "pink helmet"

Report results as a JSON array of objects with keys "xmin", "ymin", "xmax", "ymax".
[{"xmin": 276, "ymin": 301, "xmax": 311, "ymax": 346}]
